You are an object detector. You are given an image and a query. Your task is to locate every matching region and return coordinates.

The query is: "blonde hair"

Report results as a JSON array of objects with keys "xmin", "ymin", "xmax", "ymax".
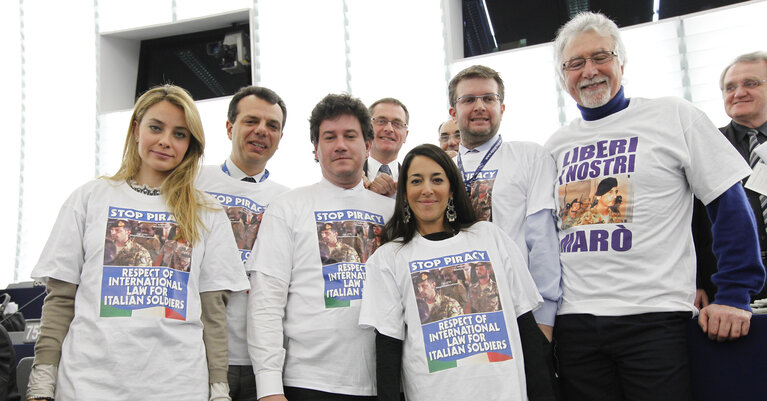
[{"xmin": 110, "ymin": 84, "xmax": 207, "ymax": 245}]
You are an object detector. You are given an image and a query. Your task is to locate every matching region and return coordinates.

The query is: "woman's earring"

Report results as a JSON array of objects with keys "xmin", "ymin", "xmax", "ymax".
[
  {"xmin": 446, "ymin": 197, "xmax": 457, "ymax": 222},
  {"xmin": 403, "ymin": 203, "xmax": 412, "ymax": 223}
]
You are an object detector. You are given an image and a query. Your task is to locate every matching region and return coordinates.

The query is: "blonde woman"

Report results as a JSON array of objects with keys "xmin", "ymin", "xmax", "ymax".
[{"xmin": 27, "ymin": 85, "xmax": 248, "ymax": 401}]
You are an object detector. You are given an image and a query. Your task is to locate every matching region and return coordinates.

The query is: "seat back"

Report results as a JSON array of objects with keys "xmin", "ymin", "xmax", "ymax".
[{"xmin": 15, "ymin": 357, "xmax": 33, "ymax": 397}]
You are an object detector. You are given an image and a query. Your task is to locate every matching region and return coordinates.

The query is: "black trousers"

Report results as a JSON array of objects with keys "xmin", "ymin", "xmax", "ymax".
[
  {"xmin": 283, "ymin": 387, "xmax": 377, "ymax": 401},
  {"xmin": 555, "ymin": 312, "xmax": 691, "ymax": 401},
  {"xmin": 228, "ymin": 365, "xmax": 258, "ymax": 401}
]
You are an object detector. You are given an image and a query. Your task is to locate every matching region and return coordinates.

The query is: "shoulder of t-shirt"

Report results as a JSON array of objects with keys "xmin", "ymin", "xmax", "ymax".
[
  {"xmin": 196, "ymin": 190, "xmax": 226, "ymax": 213},
  {"xmin": 503, "ymin": 140, "xmax": 552, "ymax": 160},
  {"xmin": 264, "ymin": 182, "xmax": 319, "ymax": 210},
  {"xmin": 266, "ymin": 179, "xmax": 291, "ymax": 195},
  {"xmin": 67, "ymin": 177, "xmax": 119, "ymax": 204}
]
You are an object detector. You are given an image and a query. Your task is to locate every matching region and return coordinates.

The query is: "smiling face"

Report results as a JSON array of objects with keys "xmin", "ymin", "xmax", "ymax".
[
  {"xmin": 134, "ymin": 101, "xmax": 191, "ymax": 186},
  {"xmin": 227, "ymin": 95, "xmax": 284, "ymax": 176},
  {"xmin": 723, "ymin": 61, "xmax": 767, "ymax": 129},
  {"xmin": 369, "ymin": 102, "xmax": 408, "ymax": 163},
  {"xmin": 449, "ymin": 78, "xmax": 505, "ymax": 149},
  {"xmin": 562, "ymin": 31, "xmax": 623, "ymax": 108},
  {"xmin": 406, "ymin": 155, "xmax": 452, "ymax": 235},
  {"xmin": 315, "ymin": 114, "xmax": 370, "ymax": 188},
  {"xmin": 439, "ymin": 119, "xmax": 461, "ymax": 152}
]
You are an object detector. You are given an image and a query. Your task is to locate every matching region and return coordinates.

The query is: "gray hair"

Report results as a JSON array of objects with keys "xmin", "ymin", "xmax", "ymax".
[
  {"xmin": 719, "ymin": 51, "xmax": 767, "ymax": 90},
  {"xmin": 553, "ymin": 12, "xmax": 627, "ymax": 88}
]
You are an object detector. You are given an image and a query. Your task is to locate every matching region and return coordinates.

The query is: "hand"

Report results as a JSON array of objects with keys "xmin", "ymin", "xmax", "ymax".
[
  {"xmin": 537, "ymin": 323, "xmax": 553, "ymax": 342},
  {"xmin": 698, "ymin": 303, "xmax": 752, "ymax": 342},
  {"xmin": 366, "ymin": 174, "xmax": 397, "ymax": 197},
  {"xmin": 694, "ymin": 289, "xmax": 710, "ymax": 309},
  {"xmin": 259, "ymin": 395, "xmax": 288, "ymax": 401}
]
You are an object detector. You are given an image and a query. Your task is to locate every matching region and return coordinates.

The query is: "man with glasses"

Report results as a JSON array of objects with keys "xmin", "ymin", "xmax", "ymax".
[
  {"xmin": 438, "ymin": 118, "xmax": 461, "ymax": 157},
  {"xmin": 695, "ymin": 51, "xmax": 767, "ymax": 306},
  {"xmin": 448, "ymin": 64, "xmax": 561, "ymax": 400},
  {"xmin": 364, "ymin": 98, "xmax": 409, "ymax": 197},
  {"xmin": 545, "ymin": 12, "xmax": 765, "ymax": 401}
]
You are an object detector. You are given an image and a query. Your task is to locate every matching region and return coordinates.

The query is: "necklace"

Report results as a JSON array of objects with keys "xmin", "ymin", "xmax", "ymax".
[{"xmin": 128, "ymin": 180, "xmax": 161, "ymax": 196}]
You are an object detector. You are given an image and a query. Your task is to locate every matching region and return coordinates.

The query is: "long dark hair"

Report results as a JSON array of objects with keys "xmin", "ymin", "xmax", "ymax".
[{"xmin": 382, "ymin": 144, "xmax": 476, "ymax": 245}]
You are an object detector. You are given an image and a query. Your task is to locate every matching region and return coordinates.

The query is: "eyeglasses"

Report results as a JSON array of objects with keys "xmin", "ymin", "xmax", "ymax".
[
  {"xmin": 439, "ymin": 133, "xmax": 460, "ymax": 143},
  {"xmin": 455, "ymin": 94, "xmax": 501, "ymax": 106},
  {"xmin": 562, "ymin": 51, "xmax": 618, "ymax": 71},
  {"xmin": 371, "ymin": 117, "xmax": 407, "ymax": 130},
  {"xmin": 723, "ymin": 79, "xmax": 767, "ymax": 94}
]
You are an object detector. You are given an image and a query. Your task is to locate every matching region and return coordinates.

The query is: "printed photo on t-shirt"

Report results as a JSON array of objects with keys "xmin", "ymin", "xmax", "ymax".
[
  {"xmin": 410, "ymin": 250, "xmax": 512, "ymax": 373},
  {"xmin": 315, "ymin": 209, "xmax": 385, "ymax": 308},
  {"xmin": 206, "ymin": 191, "xmax": 267, "ymax": 263},
  {"xmin": 556, "ymin": 174, "xmax": 634, "ymax": 230},
  {"xmin": 100, "ymin": 206, "xmax": 189, "ymax": 320},
  {"xmin": 465, "ymin": 170, "xmax": 497, "ymax": 222}
]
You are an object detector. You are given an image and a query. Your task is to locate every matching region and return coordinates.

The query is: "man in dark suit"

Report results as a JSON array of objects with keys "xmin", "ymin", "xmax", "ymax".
[
  {"xmin": 694, "ymin": 51, "xmax": 767, "ymax": 306},
  {"xmin": 363, "ymin": 98, "xmax": 408, "ymax": 197}
]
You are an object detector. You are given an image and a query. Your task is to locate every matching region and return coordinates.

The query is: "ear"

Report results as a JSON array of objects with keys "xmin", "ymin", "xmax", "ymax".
[
  {"xmin": 402, "ymin": 130, "xmax": 409, "ymax": 143},
  {"xmin": 226, "ymin": 121, "xmax": 234, "ymax": 141},
  {"xmin": 133, "ymin": 120, "xmax": 139, "ymax": 142},
  {"xmin": 500, "ymin": 103, "xmax": 506, "ymax": 115},
  {"xmin": 449, "ymin": 107, "xmax": 457, "ymax": 121},
  {"xmin": 313, "ymin": 143, "xmax": 319, "ymax": 162}
]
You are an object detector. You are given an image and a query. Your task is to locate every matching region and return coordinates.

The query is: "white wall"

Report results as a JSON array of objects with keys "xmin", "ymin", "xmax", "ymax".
[{"xmin": 3, "ymin": 0, "xmax": 766, "ymax": 287}]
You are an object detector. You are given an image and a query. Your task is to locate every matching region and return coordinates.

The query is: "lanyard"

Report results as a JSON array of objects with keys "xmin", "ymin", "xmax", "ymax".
[
  {"xmin": 221, "ymin": 161, "xmax": 269, "ymax": 183},
  {"xmin": 457, "ymin": 136, "xmax": 502, "ymax": 195}
]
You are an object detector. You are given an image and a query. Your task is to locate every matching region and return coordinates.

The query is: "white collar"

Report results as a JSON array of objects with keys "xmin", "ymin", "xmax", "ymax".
[
  {"xmin": 319, "ymin": 177, "xmax": 366, "ymax": 192},
  {"xmin": 458, "ymin": 133, "xmax": 501, "ymax": 155},
  {"xmin": 367, "ymin": 157, "xmax": 399, "ymax": 179},
  {"xmin": 225, "ymin": 157, "xmax": 267, "ymax": 182}
]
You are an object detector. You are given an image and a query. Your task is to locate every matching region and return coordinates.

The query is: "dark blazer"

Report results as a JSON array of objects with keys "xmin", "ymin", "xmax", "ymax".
[{"xmin": 693, "ymin": 121, "xmax": 767, "ymax": 301}]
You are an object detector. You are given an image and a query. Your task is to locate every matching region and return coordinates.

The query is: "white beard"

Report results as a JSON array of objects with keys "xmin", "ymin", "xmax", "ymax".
[{"xmin": 578, "ymin": 77, "xmax": 612, "ymax": 108}]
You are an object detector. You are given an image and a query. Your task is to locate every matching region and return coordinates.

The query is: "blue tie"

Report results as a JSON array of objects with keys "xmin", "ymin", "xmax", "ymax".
[{"xmin": 378, "ymin": 164, "xmax": 392, "ymax": 177}]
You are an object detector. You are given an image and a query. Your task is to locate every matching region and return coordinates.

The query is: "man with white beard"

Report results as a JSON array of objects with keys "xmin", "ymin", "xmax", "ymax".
[{"xmin": 544, "ymin": 12, "xmax": 765, "ymax": 401}]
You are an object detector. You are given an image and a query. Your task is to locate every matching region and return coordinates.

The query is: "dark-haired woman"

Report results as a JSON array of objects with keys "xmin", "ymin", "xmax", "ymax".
[{"xmin": 359, "ymin": 144, "xmax": 545, "ymax": 401}]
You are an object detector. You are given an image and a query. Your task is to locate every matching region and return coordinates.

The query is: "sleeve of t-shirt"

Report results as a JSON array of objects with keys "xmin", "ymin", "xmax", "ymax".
[
  {"xmin": 682, "ymin": 104, "xmax": 751, "ymax": 204},
  {"xmin": 31, "ymin": 184, "xmax": 89, "ymax": 285},
  {"xmin": 198, "ymin": 206, "xmax": 249, "ymax": 293},
  {"xmin": 247, "ymin": 271, "xmax": 288, "ymax": 399},
  {"xmin": 524, "ymin": 143, "xmax": 558, "ymax": 217},
  {"xmin": 524, "ymin": 209, "xmax": 562, "ymax": 326},
  {"xmin": 245, "ymin": 200, "xmax": 293, "ymax": 282},
  {"xmin": 359, "ymin": 247, "xmax": 406, "ymax": 340},
  {"xmin": 493, "ymin": 224, "xmax": 544, "ymax": 317}
]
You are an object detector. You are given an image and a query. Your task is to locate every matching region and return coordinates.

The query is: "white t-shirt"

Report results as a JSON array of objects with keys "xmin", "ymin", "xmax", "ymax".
[
  {"xmin": 457, "ymin": 137, "xmax": 561, "ymax": 324},
  {"xmin": 544, "ymin": 97, "xmax": 751, "ymax": 316},
  {"xmin": 246, "ymin": 179, "xmax": 394, "ymax": 396},
  {"xmin": 458, "ymin": 138, "xmax": 556, "ymax": 264},
  {"xmin": 359, "ymin": 222, "xmax": 542, "ymax": 401},
  {"xmin": 31, "ymin": 179, "xmax": 249, "ymax": 401},
  {"xmin": 197, "ymin": 164, "xmax": 289, "ymax": 365}
]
